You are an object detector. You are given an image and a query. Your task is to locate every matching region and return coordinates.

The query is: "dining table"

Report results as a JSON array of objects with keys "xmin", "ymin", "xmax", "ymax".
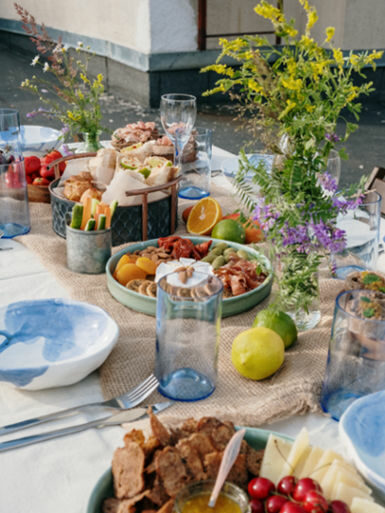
[{"xmin": 0, "ymin": 145, "xmax": 384, "ymax": 513}]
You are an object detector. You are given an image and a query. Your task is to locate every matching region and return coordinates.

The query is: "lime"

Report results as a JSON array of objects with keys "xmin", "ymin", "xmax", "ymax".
[
  {"xmin": 211, "ymin": 219, "xmax": 246, "ymax": 244},
  {"xmin": 252, "ymin": 309, "xmax": 298, "ymax": 349},
  {"xmin": 231, "ymin": 327, "xmax": 285, "ymax": 380}
]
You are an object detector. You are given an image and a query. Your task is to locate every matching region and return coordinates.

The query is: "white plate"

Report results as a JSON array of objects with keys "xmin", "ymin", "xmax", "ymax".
[
  {"xmin": 339, "ymin": 390, "xmax": 385, "ymax": 496},
  {"xmin": 20, "ymin": 125, "xmax": 61, "ymax": 153},
  {"xmin": 220, "ymin": 153, "xmax": 274, "ymax": 180},
  {"xmin": 0, "ymin": 298, "xmax": 119, "ymax": 390}
]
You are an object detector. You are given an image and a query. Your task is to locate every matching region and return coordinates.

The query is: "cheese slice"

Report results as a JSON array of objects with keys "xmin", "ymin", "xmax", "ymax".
[
  {"xmin": 292, "ymin": 446, "xmax": 312, "ymax": 478},
  {"xmin": 351, "ymin": 498, "xmax": 385, "ymax": 513},
  {"xmin": 279, "ymin": 427, "xmax": 310, "ymax": 479},
  {"xmin": 298, "ymin": 446, "xmax": 324, "ymax": 478},
  {"xmin": 260, "ymin": 434, "xmax": 293, "ymax": 484},
  {"xmin": 333, "ymin": 482, "xmax": 373, "ymax": 506},
  {"xmin": 311, "ymin": 449, "xmax": 343, "ymax": 482}
]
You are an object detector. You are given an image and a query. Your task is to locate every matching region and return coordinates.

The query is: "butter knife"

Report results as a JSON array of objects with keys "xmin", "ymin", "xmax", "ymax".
[{"xmin": 0, "ymin": 401, "xmax": 172, "ymax": 452}]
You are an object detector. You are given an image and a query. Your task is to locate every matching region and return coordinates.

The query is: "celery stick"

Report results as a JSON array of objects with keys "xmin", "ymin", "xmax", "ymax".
[
  {"xmin": 70, "ymin": 204, "xmax": 84, "ymax": 229},
  {"xmin": 91, "ymin": 198, "xmax": 99, "ymax": 217}
]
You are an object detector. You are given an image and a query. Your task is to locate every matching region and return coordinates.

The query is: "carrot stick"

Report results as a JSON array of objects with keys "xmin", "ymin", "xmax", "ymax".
[
  {"xmin": 94, "ymin": 203, "xmax": 104, "ymax": 227},
  {"xmin": 105, "ymin": 205, "xmax": 112, "ymax": 229},
  {"xmin": 80, "ymin": 197, "xmax": 92, "ymax": 230}
]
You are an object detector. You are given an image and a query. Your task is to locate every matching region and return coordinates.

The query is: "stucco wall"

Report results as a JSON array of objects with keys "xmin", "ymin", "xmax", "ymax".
[{"xmin": 0, "ymin": 0, "xmax": 384, "ymax": 56}]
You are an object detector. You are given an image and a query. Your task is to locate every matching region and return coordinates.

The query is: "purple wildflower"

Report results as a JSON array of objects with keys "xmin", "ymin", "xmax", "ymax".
[
  {"xmin": 325, "ymin": 133, "xmax": 340, "ymax": 143},
  {"xmin": 61, "ymin": 125, "xmax": 70, "ymax": 135},
  {"xmin": 311, "ymin": 220, "xmax": 346, "ymax": 253},
  {"xmin": 332, "ymin": 193, "xmax": 364, "ymax": 212},
  {"xmin": 61, "ymin": 144, "xmax": 73, "ymax": 156},
  {"xmin": 317, "ymin": 172, "xmax": 338, "ymax": 193}
]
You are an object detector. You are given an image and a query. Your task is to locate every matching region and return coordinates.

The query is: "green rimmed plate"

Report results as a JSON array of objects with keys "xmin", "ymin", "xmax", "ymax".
[
  {"xmin": 86, "ymin": 426, "xmax": 291, "ymax": 513},
  {"xmin": 106, "ymin": 236, "xmax": 273, "ymax": 317}
]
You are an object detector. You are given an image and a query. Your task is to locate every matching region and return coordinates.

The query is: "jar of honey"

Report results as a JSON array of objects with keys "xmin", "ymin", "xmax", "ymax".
[{"xmin": 173, "ymin": 480, "xmax": 251, "ymax": 513}]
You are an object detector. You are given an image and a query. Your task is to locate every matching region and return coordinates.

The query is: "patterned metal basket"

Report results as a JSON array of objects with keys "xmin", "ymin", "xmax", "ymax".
[{"xmin": 48, "ymin": 153, "xmax": 179, "ymax": 246}]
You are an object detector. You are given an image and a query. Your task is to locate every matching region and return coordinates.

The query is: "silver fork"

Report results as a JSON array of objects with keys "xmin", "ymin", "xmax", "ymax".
[{"xmin": 0, "ymin": 373, "xmax": 159, "ymax": 437}]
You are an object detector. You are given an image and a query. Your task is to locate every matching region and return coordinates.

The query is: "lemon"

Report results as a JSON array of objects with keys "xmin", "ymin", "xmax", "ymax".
[
  {"xmin": 231, "ymin": 327, "xmax": 285, "ymax": 380},
  {"xmin": 252, "ymin": 309, "xmax": 298, "ymax": 349},
  {"xmin": 211, "ymin": 219, "xmax": 246, "ymax": 244}
]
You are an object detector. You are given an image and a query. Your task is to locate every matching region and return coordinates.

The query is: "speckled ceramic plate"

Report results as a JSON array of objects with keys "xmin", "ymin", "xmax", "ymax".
[
  {"xmin": 86, "ymin": 426, "xmax": 291, "ymax": 513},
  {"xmin": 106, "ymin": 236, "xmax": 273, "ymax": 317},
  {"xmin": 339, "ymin": 390, "xmax": 385, "ymax": 496},
  {"xmin": 0, "ymin": 298, "xmax": 119, "ymax": 390}
]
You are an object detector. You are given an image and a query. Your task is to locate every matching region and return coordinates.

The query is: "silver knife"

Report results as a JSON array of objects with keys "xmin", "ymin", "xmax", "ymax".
[{"xmin": 0, "ymin": 401, "xmax": 172, "ymax": 453}]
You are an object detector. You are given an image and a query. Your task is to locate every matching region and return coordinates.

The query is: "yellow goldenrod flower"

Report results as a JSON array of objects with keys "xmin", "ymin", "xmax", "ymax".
[
  {"xmin": 306, "ymin": 104, "xmax": 315, "ymax": 113},
  {"xmin": 349, "ymin": 54, "xmax": 360, "ymax": 66},
  {"xmin": 80, "ymin": 73, "xmax": 89, "ymax": 84},
  {"xmin": 325, "ymin": 27, "xmax": 335, "ymax": 43},
  {"xmin": 281, "ymin": 77, "xmax": 303, "ymax": 91},
  {"xmin": 248, "ymin": 79, "xmax": 264, "ymax": 94},
  {"xmin": 299, "ymin": 0, "xmax": 310, "ymax": 12},
  {"xmin": 97, "ymin": 73, "xmax": 104, "ymax": 82},
  {"xmin": 306, "ymin": 9, "xmax": 318, "ymax": 33},
  {"xmin": 286, "ymin": 26, "xmax": 298, "ymax": 38},
  {"xmin": 279, "ymin": 99, "xmax": 297, "ymax": 119},
  {"xmin": 333, "ymin": 48, "xmax": 344, "ymax": 67},
  {"xmin": 77, "ymin": 90, "xmax": 84, "ymax": 100}
]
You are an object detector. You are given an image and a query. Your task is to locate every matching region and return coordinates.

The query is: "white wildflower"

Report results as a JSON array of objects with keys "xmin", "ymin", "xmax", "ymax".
[
  {"xmin": 31, "ymin": 55, "xmax": 39, "ymax": 66},
  {"xmin": 77, "ymin": 41, "xmax": 83, "ymax": 48},
  {"xmin": 43, "ymin": 62, "xmax": 50, "ymax": 73}
]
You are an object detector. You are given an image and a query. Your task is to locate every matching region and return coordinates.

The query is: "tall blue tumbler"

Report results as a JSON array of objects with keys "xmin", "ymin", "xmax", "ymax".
[{"xmin": 155, "ymin": 271, "xmax": 223, "ymax": 401}]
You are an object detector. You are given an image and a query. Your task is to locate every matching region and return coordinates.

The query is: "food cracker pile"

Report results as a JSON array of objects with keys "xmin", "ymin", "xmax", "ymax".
[{"xmin": 103, "ymin": 412, "xmax": 264, "ymax": 513}]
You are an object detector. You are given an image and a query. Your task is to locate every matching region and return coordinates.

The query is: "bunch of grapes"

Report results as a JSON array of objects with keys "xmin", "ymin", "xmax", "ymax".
[{"xmin": 247, "ymin": 476, "xmax": 350, "ymax": 513}]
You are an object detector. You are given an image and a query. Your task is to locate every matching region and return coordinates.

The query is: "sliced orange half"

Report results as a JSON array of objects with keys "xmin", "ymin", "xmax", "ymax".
[{"xmin": 186, "ymin": 197, "xmax": 222, "ymax": 235}]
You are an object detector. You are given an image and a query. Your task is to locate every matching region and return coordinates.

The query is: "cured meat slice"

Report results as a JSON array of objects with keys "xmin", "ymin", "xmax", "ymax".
[
  {"xmin": 247, "ymin": 447, "xmax": 264, "ymax": 476},
  {"xmin": 149, "ymin": 410, "xmax": 172, "ymax": 447},
  {"xmin": 112, "ymin": 442, "xmax": 145, "ymax": 499},
  {"xmin": 155, "ymin": 447, "xmax": 190, "ymax": 497},
  {"xmin": 146, "ymin": 476, "xmax": 169, "ymax": 506},
  {"xmin": 176, "ymin": 439, "xmax": 206, "ymax": 480}
]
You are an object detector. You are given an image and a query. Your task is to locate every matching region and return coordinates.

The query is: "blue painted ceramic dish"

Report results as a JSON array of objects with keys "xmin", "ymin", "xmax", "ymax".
[
  {"xmin": 0, "ymin": 298, "xmax": 119, "ymax": 390},
  {"xmin": 339, "ymin": 390, "xmax": 385, "ymax": 496},
  {"xmin": 86, "ymin": 426, "xmax": 291, "ymax": 513},
  {"xmin": 20, "ymin": 125, "xmax": 61, "ymax": 153},
  {"xmin": 106, "ymin": 236, "xmax": 273, "ymax": 317}
]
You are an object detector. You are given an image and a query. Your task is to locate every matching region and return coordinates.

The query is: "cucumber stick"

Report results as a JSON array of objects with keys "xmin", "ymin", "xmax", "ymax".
[
  {"xmin": 110, "ymin": 200, "xmax": 118, "ymax": 218},
  {"xmin": 84, "ymin": 218, "xmax": 96, "ymax": 231},
  {"xmin": 97, "ymin": 214, "xmax": 106, "ymax": 230},
  {"xmin": 70, "ymin": 204, "xmax": 84, "ymax": 229}
]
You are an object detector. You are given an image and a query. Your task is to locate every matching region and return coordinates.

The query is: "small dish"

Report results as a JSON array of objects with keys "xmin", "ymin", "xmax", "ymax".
[
  {"xmin": 106, "ymin": 236, "xmax": 273, "ymax": 317},
  {"xmin": 339, "ymin": 390, "xmax": 385, "ymax": 495},
  {"xmin": 0, "ymin": 298, "xmax": 119, "ymax": 390},
  {"xmin": 20, "ymin": 125, "xmax": 61, "ymax": 153}
]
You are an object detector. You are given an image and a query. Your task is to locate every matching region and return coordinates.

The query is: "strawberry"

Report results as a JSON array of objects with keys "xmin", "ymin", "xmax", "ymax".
[
  {"xmin": 26, "ymin": 175, "xmax": 33, "ymax": 184},
  {"xmin": 32, "ymin": 176, "xmax": 50, "ymax": 186},
  {"xmin": 40, "ymin": 165, "xmax": 55, "ymax": 179},
  {"xmin": 24, "ymin": 155, "xmax": 41, "ymax": 175},
  {"xmin": 41, "ymin": 150, "xmax": 66, "ymax": 175}
]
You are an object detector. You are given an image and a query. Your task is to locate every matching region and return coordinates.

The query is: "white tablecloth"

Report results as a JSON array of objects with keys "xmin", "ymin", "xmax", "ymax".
[{"xmin": 0, "ymin": 146, "xmax": 377, "ymax": 513}]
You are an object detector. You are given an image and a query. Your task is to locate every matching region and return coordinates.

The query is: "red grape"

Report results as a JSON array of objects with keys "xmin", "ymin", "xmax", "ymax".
[
  {"xmin": 248, "ymin": 477, "xmax": 276, "ymax": 500},
  {"xmin": 303, "ymin": 490, "xmax": 328, "ymax": 513},
  {"xmin": 280, "ymin": 502, "xmax": 307, "ymax": 513},
  {"xmin": 277, "ymin": 476, "xmax": 298, "ymax": 497},
  {"xmin": 329, "ymin": 501, "xmax": 351, "ymax": 513},
  {"xmin": 250, "ymin": 498, "xmax": 264, "ymax": 513},
  {"xmin": 293, "ymin": 478, "xmax": 322, "ymax": 502},
  {"xmin": 266, "ymin": 495, "xmax": 288, "ymax": 513}
]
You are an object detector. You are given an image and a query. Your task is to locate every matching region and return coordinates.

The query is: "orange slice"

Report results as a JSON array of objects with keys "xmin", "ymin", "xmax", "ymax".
[{"xmin": 186, "ymin": 197, "xmax": 222, "ymax": 235}]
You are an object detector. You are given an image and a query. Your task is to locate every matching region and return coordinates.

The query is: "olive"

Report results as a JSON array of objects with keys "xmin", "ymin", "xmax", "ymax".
[
  {"xmin": 211, "ymin": 242, "xmax": 229, "ymax": 254},
  {"xmin": 237, "ymin": 249, "xmax": 250, "ymax": 260},
  {"xmin": 211, "ymin": 255, "xmax": 226, "ymax": 269},
  {"xmin": 201, "ymin": 253, "xmax": 216, "ymax": 263},
  {"xmin": 224, "ymin": 247, "xmax": 237, "ymax": 257}
]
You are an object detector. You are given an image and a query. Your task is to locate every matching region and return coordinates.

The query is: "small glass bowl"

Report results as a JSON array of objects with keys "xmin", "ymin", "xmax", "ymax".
[{"xmin": 173, "ymin": 480, "xmax": 251, "ymax": 513}]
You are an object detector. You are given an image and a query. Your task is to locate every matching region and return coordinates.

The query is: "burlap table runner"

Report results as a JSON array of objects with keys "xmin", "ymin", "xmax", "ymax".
[{"xmin": 16, "ymin": 180, "xmax": 344, "ymax": 427}]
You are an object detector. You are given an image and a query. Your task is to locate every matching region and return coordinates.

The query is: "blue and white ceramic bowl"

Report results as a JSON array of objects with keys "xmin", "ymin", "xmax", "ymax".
[
  {"xmin": 339, "ymin": 390, "xmax": 385, "ymax": 496},
  {"xmin": 0, "ymin": 299, "xmax": 119, "ymax": 390},
  {"xmin": 20, "ymin": 125, "xmax": 61, "ymax": 153}
]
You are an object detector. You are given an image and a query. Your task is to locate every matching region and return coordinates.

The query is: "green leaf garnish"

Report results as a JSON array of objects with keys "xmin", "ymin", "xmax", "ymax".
[
  {"xmin": 363, "ymin": 307, "xmax": 375, "ymax": 318},
  {"xmin": 360, "ymin": 296, "xmax": 371, "ymax": 303},
  {"xmin": 362, "ymin": 273, "xmax": 381, "ymax": 285}
]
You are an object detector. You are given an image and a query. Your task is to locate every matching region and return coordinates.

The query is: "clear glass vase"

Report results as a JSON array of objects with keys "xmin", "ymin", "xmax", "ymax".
[
  {"xmin": 75, "ymin": 130, "xmax": 102, "ymax": 153},
  {"xmin": 274, "ymin": 249, "xmax": 321, "ymax": 331}
]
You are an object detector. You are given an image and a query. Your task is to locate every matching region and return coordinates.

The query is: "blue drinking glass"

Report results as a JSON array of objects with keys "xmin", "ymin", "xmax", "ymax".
[
  {"xmin": 155, "ymin": 271, "xmax": 223, "ymax": 401},
  {"xmin": 320, "ymin": 289, "xmax": 385, "ymax": 421}
]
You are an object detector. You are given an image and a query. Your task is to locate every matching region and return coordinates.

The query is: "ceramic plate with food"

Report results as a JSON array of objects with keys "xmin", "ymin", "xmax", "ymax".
[
  {"xmin": 106, "ymin": 236, "xmax": 273, "ymax": 317},
  {"xmin": 87, "ymin": 413, "xmax": 382, "ymax": 513}
]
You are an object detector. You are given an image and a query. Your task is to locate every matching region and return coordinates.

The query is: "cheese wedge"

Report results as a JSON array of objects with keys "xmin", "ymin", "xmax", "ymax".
[
  {"xmin": 298, "ymin": 446, "xmax": 324, "ymax": 478},
  {"xmin": 320, "ymin": 460, "xmax": 371, "ymax": 500},
  {"xmin": 333, "ymin": 481, "xmax": 373, "ymax": 506},
  {"xmin": 351, "ymin": 498, "xmax": 385, "ymax": 513},
  {"xmin": 311, "ymin": 449, "xmax": 343, "ymax": 482},
  {"xmin": 260, "ymin": 434, "xmax": 293, "ymax": 484},
  {"xmin": 279, "ymin": 427, "xmax": 310, "ymax": 480}
]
